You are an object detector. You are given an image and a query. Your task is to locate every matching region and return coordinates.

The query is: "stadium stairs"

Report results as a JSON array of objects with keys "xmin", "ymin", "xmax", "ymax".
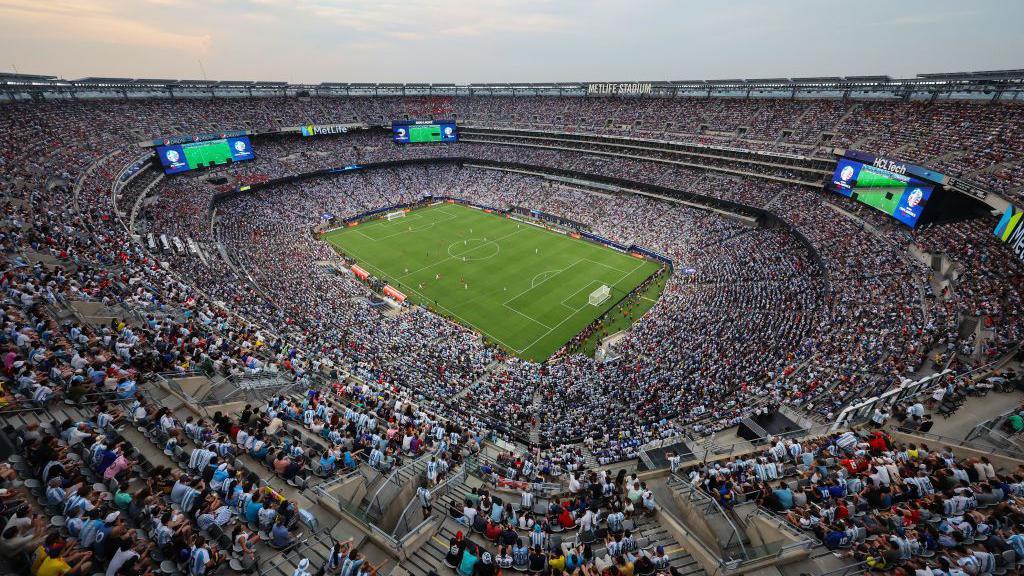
[
  {"xmin": 0, "ymin": 390, "xmax": 332, "ymax": 576},
  {"xmin": 276, "ymin": 389, "xmax": 436, "ymax": 527},
  {"xmin": 398, "ymin": 452, "xmax": 706, "ymax": 576},
  {"xmin": 133, "ymin": 384, "xmax": 397, "ymax": 575},
  {"xmin": 356, "ymin": 455, "xmax": 433, "ymax": 528}
]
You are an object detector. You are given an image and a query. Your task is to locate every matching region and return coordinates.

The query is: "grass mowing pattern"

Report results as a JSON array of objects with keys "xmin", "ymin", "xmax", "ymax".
[{"xmin": 322, "ymin": 203, "xmax": 663, "ymax": 361}]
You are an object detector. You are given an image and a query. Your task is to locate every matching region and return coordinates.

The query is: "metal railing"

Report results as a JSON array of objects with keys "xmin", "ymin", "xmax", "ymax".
[
  {"xmin": 469, "ymin": 452, "xmax": 563, "ymax": 497},
  {"xmin": 309, "ymin": 479, "xmax": 400, "ymax": 549},
  {"xmin": 640, "ymin": 423, "xmax": 836, "ymax": 471},
  {"xmin": 830, "ymin": 370, "xmax": 952, "ymax": 431},
  {"xmin": 963, "ymin": 406, "xmax": 1024, "ymax": 458},
  {"xmin": 831, "ymin": 348, "xmax": 1021, "ymax": 433},
  {"xmin": 668, "ymin": 474, "xmax": 750, "ymax": 562},
  {"xmin": 362, "ymin": 452, "xmax": 430, "ymax": 521},
  {"xmin": 154, "ymin": 373, "xmax": 211, "ymax": 418},
  {"xmin": 392, "ymin": 459, "xmax": 470, "ymax": 541},
  {"xmin": 667, "ymin": 474, "xmax": 821, "ymax": 574},
  {"xmin": 255, "ymin": 533, "xmax": 315, "ymax": 576},
  {"xmin": 652, "ymin": 496, "xmax": 730, "ymax": 576},
  {"xmin": 903, "ymin": 424, "xmax": 1024, "ymax": 459},
  {"xmin": 314, "ymin": 463, "xmax": 375, "ymax": 499},
  {"xmin": 737, "ymin": 500, "xmax": 819, "ymax": 557}
]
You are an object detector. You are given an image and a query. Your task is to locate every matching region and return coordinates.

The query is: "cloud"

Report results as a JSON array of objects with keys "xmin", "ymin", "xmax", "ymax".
[
  {"xmin": 0, "ymin": 0, "xmax": 212, "ymax": 52},
  {"xmin": 279, "ymin": 0, "xmax": 577, "ymax": 37},
  {"xmin": 864, "ymin": 10, "xmax": 979, "ymax": 27},
  {"xmin": 0, "ymin": 0, "xmax": 1018, "ymax": 83}
]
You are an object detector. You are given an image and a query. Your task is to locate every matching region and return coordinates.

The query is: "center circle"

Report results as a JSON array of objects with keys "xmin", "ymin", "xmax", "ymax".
[{"xmin": 447, "ymin": 238, "xmax": 500, "ymax": 261}]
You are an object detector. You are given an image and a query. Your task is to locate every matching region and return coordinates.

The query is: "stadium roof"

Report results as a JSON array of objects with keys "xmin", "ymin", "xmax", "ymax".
[
  {"xmin": 3, "ymin": 69, "xmax": 1023, "ymax": 97},
  {"xmin": 73, "ymin": 77, "xmax": 136, "ymax": 84},
  {"xmin": 918, "ymin": 69, "xmax": 1024, "ymax": 80},
  {"xmin": 842, "ymin": 75, "xmax": 891, "ymax": 81},
  {"xmin": 0, "ymin": 72, "xmax": 58, "ymax": 82},
  {"xmin": 791, "ymin": 77, "xmax": 844, "ymax": 82}
]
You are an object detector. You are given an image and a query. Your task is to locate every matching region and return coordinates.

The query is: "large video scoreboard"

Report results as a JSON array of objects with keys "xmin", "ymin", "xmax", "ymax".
[
  {"xmin": 829, "ymin": 151, "xmax": 944, "ymax": 228},
  {"xmin": 156, "ymin": 136, "xmax": 254, "ymax": 175},
  {"xmin": 392, "ymin": 120, "xmax": 458, "ymax": 144}
]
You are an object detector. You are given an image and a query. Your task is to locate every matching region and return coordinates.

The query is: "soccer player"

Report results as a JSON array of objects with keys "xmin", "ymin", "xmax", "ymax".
[{"xmin": 535, "ymin": 248, "xmax": 538, "ymax": 254}]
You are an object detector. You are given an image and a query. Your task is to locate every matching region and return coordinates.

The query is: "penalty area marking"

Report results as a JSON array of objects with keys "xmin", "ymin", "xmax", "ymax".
[
  {"xmin": 530, "ymin": 269, "xmax": 564, "ymax": 287},
  {"xmin": 355, "ymin": 209, "xmax": 458, "ymax": 241},
  {"xmin": 514, "ymin": 259, "xmax": 647, "ymax": 356}
]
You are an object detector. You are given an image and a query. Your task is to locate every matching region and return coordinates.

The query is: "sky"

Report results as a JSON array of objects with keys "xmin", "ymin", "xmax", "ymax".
[{"xmin": 0, "ymin": 0, "xmax": 1021, "ymax": 84}]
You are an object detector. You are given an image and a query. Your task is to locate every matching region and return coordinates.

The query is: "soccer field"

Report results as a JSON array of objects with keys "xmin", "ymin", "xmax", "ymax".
[{"xmin": 321, "ymin": 203, "xmax": 663, "ymax": 361}]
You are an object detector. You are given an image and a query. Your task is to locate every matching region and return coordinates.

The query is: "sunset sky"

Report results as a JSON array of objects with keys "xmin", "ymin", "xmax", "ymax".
[{"xmin": 1, "ymin": 0, "xmax": 1020, "ymax": 83}]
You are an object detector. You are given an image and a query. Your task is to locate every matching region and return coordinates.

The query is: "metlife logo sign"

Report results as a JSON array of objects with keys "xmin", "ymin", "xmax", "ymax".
[
  {"xmin": 994, "ymin": 204, "xmax": 1024, "ymax": 263},
  {"xmin": 300, "ymin": 124, "xmax": 349, "ymax": 137}
]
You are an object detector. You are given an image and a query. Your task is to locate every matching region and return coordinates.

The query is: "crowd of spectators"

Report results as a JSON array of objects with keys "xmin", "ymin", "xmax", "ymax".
[
  {"xmin": 445, "ymin": 462, "xmax": 674, "ymax": 575},
  {"xmin": 685, "ymin": 427, "xmax": 1024, "ymax": 574},
  {"xmin": 3, "ymin": 96, "xmax": 1023, "ymax": 197},
  {"xmin": 1, "ymin": 94, "xmax": 1022, "ymax": 473}
]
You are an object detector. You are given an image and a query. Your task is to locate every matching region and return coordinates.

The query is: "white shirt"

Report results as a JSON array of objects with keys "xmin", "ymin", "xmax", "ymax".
[{"xmin": 107, "ymin": 547, "xmax": 140, "ymax": 576}]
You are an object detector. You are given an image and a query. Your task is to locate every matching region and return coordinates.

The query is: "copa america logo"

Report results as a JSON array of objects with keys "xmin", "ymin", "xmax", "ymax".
[
  {"xmin": 234, "ymin": 141, "xmax": 247, "ymax": 152},
  {"xmin": 907, "ymin": 188, "xmax": 924, "ymax": 208},
  {"xmin": 840, "ymin": 165, "xmax": 855, "ymax": 182},
  {"xmin": 165, "ymin": 150, "xmax": 180, "ymax": 163}
]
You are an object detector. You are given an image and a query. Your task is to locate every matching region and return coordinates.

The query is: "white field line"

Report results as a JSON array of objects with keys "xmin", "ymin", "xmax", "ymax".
[
  {"xmin": 330, "ymin": 241, "xmax": 528, "ymax": 353},
  {"xmin": 502, "ymin": 258, "xmax": 585, "ymax": 306},
  {"xmin": 358, "ymin": 210, "xmax": 459, "ymax": 241},
  {"xmin": 514, "ymin": 259, "xmax": 646, "ymax": 355},
  {"xmin": 397, "ymin": 226, "xmax": 526, "ymax": 281},
  {"xmin": 580, "ymin": 257, "xmax": 631, "ymax": 275},
  {"xmin": 559, "ymin": 279, "xmax": 607, "ymax": 310},
  {"xmin": 329, "ymin": 205, "xmax": 654, "ymax": 357}
]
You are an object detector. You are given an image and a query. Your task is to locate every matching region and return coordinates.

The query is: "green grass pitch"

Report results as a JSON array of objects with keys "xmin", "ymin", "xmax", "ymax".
[{"xmin": 321, "ymin": 203, "xmax": 663, "ymax": 361}]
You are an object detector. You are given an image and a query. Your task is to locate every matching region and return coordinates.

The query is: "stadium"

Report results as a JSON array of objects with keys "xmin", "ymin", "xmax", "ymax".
[{"xmin": 1, "ymin": 4, "xmax": 1024, "ymax": 576}]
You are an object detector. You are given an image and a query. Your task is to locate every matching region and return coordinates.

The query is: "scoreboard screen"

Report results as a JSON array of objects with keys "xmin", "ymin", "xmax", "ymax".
[
  {"xmin": 830, "ymin": 158, "xmax": 933, "ymax": 228},
  {"xmin": 392, "ymin": 120, "xmax": 458, "ymax": 144},
  {"xmin": 156, "ymin": 136, "xmax": 254, "ymax": 175}
]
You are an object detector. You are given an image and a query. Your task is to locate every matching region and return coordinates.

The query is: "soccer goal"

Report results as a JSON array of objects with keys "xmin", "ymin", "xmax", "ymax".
[
  {"xmin": 385, "ymin": 210, "xmax": 406, "ymax": 221},
  {"xmin": 588, "ymin": 285, "xmax": 611, "ymax": 306}
]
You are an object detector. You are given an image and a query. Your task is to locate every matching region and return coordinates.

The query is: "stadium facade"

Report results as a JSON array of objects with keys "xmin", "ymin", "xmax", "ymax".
[{"xmin": 0, "ymin": 68, "xmax": 1022, "ymax": 576}]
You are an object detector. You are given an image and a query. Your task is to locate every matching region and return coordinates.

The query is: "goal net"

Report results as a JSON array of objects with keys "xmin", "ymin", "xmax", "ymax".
[
  {"xmin": 385, "ymin": 210, "xmax": 406, "ymax": 221},
  {"xmin": 588, "ymin": 285, "xmax": 611, "ymax": 306}
]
